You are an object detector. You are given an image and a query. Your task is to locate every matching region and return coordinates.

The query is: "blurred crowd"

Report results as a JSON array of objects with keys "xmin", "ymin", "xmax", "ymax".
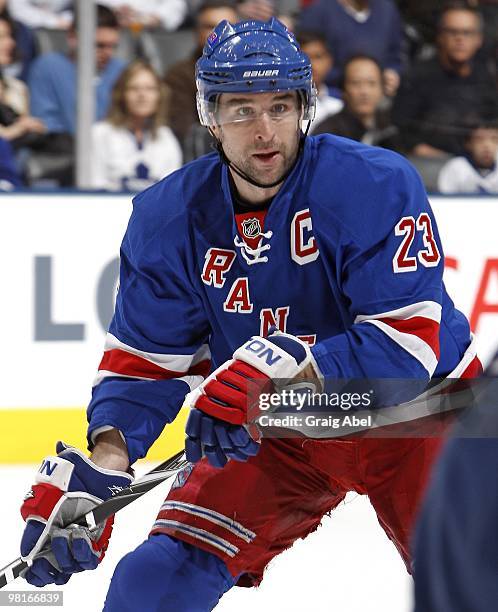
[{"xmin": 0, "ymin": 0, "xmax": 497, "ymax": 193}]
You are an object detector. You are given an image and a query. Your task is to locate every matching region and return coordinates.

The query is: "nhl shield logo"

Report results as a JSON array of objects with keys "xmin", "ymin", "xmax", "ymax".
[{"xmin": 242, "ymin": 218, "xmax": 261, "ymax": 239}]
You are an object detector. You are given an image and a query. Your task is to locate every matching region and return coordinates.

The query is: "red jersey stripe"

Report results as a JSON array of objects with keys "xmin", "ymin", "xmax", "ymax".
[
  {"xmin": 378, "ymin": 316, "xmax": 440, "ymax": 360},
  {"xmin": 99, "ymin": 348, "xmax": 210, "ymax": 380}
]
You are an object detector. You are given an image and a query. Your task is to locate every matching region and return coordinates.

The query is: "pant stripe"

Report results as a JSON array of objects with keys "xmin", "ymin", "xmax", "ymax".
[
  {"xmin": 159, "ymin": 501, "xmax": 256, "ymax": 543},
  {"xmin": 152, "ymin": 519, "xmax": 239, "ymax": 557}
]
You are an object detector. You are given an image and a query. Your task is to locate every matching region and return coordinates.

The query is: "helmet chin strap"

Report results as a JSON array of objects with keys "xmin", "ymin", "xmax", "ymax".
[{"xmin": 211, "ymin": 121, "xmax": 311, "ymax": 190}]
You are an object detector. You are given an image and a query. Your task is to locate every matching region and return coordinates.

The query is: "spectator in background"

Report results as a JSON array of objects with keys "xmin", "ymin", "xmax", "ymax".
[
  {"xmin": 190, "ymin": 0, "xmax": 279, "ymax": 22},
  {"xmin": 392, "ymin": 1, "xmax": 498, "ymax": 158},
  {"xmin": 0, "ymin": 136, "xmax": 22, "ymax": 188},
  {"xmin": 7, "ymin": 0, "xmax": 73, "ymax": 30},
  {"xmin": 164, "ymin": 0, "xmax": 238, "ymax": 145},
  {"xmin": 296, "ymin": 30, "xmax": 343, "ymax": 131},
  {"xmin": 276, "ymin": 12, "xmax": 295, "ymax": 31},
  {"xmin": 313, "ymin": 55, "xmax": 399, "ymax": 149},
  {"xmin": 91, "ymin": 60, "xmax": 182, "ymax": 191},
  {"xmin": 28, "ymin": 4, "xmax": 125, "ymax": 137},
  {"xmin": 236, "ymin": 0, "xmax": 275, "ymax": 21},
  {"xmin": 0, "ymin": 14, "xmax": 28, "ymax": 117},
  {"xmin": 0, "ymin": 0, "xmax": 37, "ymax": 81},
  {"xmin": 0, "ymin": 14, "xmax": 45, "ymax": 147},
  {"xmin": 298, "ymin": 0, "xmax": 403, "ymax": 97},
  {"xmin": 99, "ymin": 0, "xmax": 188, "ymax": 31},
  {"xmin": 438, "ymin": 117, "xmax": 498, "ymax": 193}
]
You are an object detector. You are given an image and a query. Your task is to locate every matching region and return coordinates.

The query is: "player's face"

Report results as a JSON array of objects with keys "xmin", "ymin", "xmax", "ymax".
[
  {"xmin": 212, "ymin": 91, "xmax": 302, "ymax": 188},
  {"xmin": 124, "ymin": 69, "xmax": 161, "ymax": 119},
  {"xmin": 467, "ymin": 128, "xmax": 498, "ymax": 168}
]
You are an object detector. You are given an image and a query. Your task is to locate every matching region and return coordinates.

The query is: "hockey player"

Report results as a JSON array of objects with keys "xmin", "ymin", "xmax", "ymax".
[{"xmin": 19, "ymin": 19, "xmax": 481, "ymax": 610}]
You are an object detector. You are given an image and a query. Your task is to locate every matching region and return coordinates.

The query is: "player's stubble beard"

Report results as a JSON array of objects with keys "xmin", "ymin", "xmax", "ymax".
[{"xmin": 217, "ymin": 123, "xmax": 301, "ymax": 189}]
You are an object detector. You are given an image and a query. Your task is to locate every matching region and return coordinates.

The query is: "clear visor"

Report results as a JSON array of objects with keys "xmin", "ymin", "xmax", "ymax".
[{"xmin": 197, "ymin": 88, "xmax": 316, "ymax": 127}]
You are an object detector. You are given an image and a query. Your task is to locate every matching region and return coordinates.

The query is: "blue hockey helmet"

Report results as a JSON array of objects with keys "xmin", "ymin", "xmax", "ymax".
[{"xmin": 196, "ymin": 18, "xmax": 316, "ymax": 127}]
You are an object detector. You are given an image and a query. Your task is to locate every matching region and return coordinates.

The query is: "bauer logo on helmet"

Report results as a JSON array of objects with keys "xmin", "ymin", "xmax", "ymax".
[{"xmin": 242, "ymin": 70, "xmax": 280, "ymax": 78}]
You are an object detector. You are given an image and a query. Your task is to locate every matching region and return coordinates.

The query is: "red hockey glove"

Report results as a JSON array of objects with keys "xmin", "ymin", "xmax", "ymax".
[
  {"xmin": 185, "ymin": 331, "xmax": 322, "ymax": 467},
  {"xmin": 189, "ymin": 331, "xmax": 320, "ymax": 424}
]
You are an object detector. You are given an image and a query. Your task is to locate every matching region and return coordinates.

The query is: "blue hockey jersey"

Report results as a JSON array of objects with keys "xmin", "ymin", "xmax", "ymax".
[{"xmin": 87, "ymin": 134, "xmax": 475, "ymax": 463}]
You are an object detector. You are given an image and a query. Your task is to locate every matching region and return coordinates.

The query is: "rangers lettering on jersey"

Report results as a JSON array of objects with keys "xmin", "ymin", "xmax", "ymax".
[
  {"xmin": 202, "ymin": 248, "xmax": 236, "ymax": 287},
  {"xmin": 224, "ymin": 278, "xmax": 253, "ymax": 313},
  {"xmin": 260, "ymin": 307, "xmax": 290, "ymax": 336}
]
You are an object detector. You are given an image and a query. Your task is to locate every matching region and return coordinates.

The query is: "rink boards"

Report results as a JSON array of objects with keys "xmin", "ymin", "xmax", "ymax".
[{"xmin": 1, "ymin": 193, "xmax": 497, "ymax": 462}]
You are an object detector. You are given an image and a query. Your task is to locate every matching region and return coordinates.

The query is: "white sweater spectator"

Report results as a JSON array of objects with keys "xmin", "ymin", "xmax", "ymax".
[
  {"xmin": 99, "ymin": 0, "xmax": 188, "ymax": 31},
  {"xmin": 438, "ymin": 156, "xmax": 498, "ymax": 194},
  {"xmin": 438, "ymin": 123, "xmax": 498, "ymax": 193},
  {"xmin": 7, "ymin": 0, "xmax": 73, "ymax": 30},
  {"xmin": 91, "ymin": 121, "xmax": 182, "ymax": 191},
  {"xmin": 90, "ymin": 60, "xmax": 182, "ymax": 191}
]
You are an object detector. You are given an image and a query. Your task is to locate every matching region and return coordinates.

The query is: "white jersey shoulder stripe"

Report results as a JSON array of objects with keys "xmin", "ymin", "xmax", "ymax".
[
  {"xmin": 92, "ymin": 370, "xmax": 154, "ymax": 387},
  {"xmin": 364, "ymin": 319, "xmax": 438, "ymax": 376},
  {"xmin": 353, "ymin": 301, "xmax": 441, "ymax": 375}
]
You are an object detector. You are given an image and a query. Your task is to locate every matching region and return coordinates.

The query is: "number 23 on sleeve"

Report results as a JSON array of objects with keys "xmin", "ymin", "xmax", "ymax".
[{"xmin": 393, "ymin": 214, "xmax": 441, "ymax": 273}]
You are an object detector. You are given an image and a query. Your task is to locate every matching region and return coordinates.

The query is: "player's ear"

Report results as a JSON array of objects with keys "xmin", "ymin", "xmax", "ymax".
[
  {"xmin": 297, "ymin": 100, "xmax": 305, "ymax": 130},
  {"xmin": 297, "ymin": 91, "xmax": 306, "ymax": 121},
  {"xmin": 209, "ymin": 124, "xmax": 221, "ymax": 140}
]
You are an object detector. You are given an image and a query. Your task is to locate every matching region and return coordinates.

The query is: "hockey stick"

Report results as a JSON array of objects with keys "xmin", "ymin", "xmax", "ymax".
[{"xmin": 0, "ymin": 449, "xmax": 189, "ymax": 589}]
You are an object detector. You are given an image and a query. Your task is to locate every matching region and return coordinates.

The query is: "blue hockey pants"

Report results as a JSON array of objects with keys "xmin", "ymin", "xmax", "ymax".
[{"xmin": 103, "ymin": 534, "xmax": 236, "ymax": 611}]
